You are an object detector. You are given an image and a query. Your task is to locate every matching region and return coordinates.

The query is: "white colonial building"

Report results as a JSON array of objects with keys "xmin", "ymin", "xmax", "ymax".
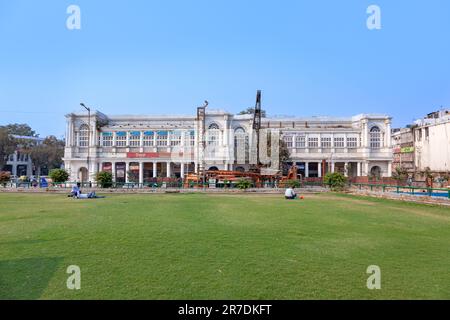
[{"xmin": 63, "ymin": 109, "xmax": 392, "ymax": 183}]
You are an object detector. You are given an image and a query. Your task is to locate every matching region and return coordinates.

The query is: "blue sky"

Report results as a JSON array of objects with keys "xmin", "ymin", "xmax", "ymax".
[{"xmin": 0, "ymin": 0, "xmax": 449, "ymax": 138}]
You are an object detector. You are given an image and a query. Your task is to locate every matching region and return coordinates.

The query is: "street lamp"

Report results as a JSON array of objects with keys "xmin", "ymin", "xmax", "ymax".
[{"xmin": 80, "ymin": 103, "xmax": 91, "ymax": 185}]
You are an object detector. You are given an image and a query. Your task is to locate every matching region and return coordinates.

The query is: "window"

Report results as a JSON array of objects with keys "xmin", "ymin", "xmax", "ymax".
[
  {"xmin": 129, "ymin": 132, "xmax": 141, "ymax": 147},
  {"xmin": 425, "ymin": 127, "xmax": 429, "ymax": 140},
  {"xmin": 157, "ymin": 131, "xmax": 168, "ymax": 146},
  {"xmin": 370, "ymin": 126, "xmax": 381, "ymax": 149},
  {"xmin": 188, "ymin": 131, "xmax": 195, "ymax": 146},
  {"xmin": 207, "ymin": 124, "xmax": 220, "ymax": 146},
  {"xmin": 170, "ymin": 131, "xmax": 182, "ymax": 147},
  {"xmin": 116, "ymin": 132, "xmax": 127, "ymax": 147},
  {"xmin": 78, "ymin": 124, "xmax": 89, "ymax": 147},
  {"xmin": 234, "ymin": 128, "xmax": 249, "ymax": 163},
  {"xmin": 295, "ymin": 135, "xmax": 306, "ymax": 148},
  {"xmin": 283, "ymin": 135, "xmax": 293, "ymax": 148},
  {"xmin": 334, "ymin": 137, "xmax": 345, "ymax": 148},
  {"xmin": 347, "ymin": 137, "xmax": 358, "ymax": 148},
  {"xmin": 102, "ymin": 132, "xmax": 113, "ymax": 147},
  {"xmin": 321, "ymin": 137, "xmax": 331, "ymax": 148},
  {"xmin": 308, "ymin": 137, "xmax": 319, "ymax": 148},
  {"xmin": 143, "ymin": 131, "xmax": 154, "ymax": 146}
]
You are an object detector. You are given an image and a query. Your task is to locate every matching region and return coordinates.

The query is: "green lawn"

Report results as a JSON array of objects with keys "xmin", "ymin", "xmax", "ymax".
[{"xmin": 0, "ymin": 192, "xmax": 449, "ymax": 300}]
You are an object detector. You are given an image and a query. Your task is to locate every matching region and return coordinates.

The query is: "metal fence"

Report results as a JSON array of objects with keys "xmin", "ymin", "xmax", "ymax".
[{"xmin": 351, "ymin": 183, "xmax": 450, "ymax": 199}]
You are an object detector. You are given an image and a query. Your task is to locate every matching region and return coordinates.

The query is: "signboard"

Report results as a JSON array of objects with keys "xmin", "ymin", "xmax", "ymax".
[
  {"xmin": 401, "ymin": 147, "xmax": 414, "ymax": 153},
  {"xmin": 127, "ymin": 152, "xmax": 171, "ymax": 159}
]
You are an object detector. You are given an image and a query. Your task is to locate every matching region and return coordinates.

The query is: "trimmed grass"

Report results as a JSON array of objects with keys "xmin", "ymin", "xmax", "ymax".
[{"xmin": 0, "ymin": 192, "xmax": 449, "ymax": 300}]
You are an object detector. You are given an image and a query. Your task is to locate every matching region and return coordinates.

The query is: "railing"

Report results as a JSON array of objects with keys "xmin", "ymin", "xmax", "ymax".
[{"xmin": 351, "ymin": 183, "xmax": 450, "ymax": 199}]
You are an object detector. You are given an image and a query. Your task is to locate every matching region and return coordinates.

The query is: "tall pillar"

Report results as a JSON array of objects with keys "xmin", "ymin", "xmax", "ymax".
[
  {"xmin": 387, "ymin": 162, "xmax": 392, "ymax": 177},
  {"xmin": 180, "ymin": 163, "xmax": 185, "ymax": 180},
  {"xmin": 344, "ymin": 162, "xmax": 349, "ymax": 177},
  {"xmin": 139, "ymin": 162, "xmax": 144, "ymax": 185},
  {"xmin": 364, "ymin": 162, "xmax": 369, "ymax": 176},
  {"xmin": 331, "ymin": 162, "xmax": 335, "ymax": 173},
  {"xmin": 318, "ymin": 162, "xmax": 322, "ymax": 178},
  {"xmin": 153, "ymin": 162, "xmax": 157, "ymax": 178},
  {"xmin": 125, "ymin": 162, "xmax": 130, "ymax": 183},
  {"xmin": 166, "ymin": 162, "xmax": 171, "ymax": 178},
  {"xmin": 305, "ymin": 162, "xmax": 309, "ymax": 178},
  {"xmin": 357, "ymin": 162, "xmax": 361, "ymax": 177},
  {"xmin": 112, "ymin": 162, "xmax": 116, "ymax": 182}
]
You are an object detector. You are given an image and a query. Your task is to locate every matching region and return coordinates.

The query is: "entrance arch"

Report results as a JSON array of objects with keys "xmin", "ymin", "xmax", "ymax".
[
  {"xmin": 79, "ymin": 167, "xmax": 89, "ymax": 182},
  {"xmin": 370, "ymin": 166, "xmax": 382, "ymax": 178}
]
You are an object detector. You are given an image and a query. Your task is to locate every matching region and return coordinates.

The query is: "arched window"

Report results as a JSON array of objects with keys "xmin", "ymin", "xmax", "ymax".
[
  {"xmin": 234, "ymin": 127, "xmax": 249, "ymax": 163},
  {"xmin": 79, "ymin": 124, "xmax": 89, "ymax": 147},
  {"xmin": 207, "ymin": 123, "xmax": 220, "ymax": 146},
  {"xmin": 370, "ymin": 126, "xmax": 381, "ymax": 149}
]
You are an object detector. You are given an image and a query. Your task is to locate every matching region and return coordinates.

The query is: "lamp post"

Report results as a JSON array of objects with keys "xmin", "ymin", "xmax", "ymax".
[{"xmin": 80, "ymin": 103, "xmax": 91, "ymax": 185}]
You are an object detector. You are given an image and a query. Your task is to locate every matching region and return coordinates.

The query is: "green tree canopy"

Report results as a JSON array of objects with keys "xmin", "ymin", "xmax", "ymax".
[{"xmin": 0, "ymin": 128, "xmax": 16, "ymax": 169}]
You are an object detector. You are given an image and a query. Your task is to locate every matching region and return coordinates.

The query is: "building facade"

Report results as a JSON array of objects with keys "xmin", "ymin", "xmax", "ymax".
[
  {"xmin": 413, "ymin": 110, "xmax": 450, "ymax": 175},
  {"xmin": 63, "ymin": 109, "xmax": 393, "ymax": 183},
  {"xmin": 391, "ymin": 127, "xmax": 415, "ymax": 173},
  {"xmin": 3, "ymin": 135, "xmax": 44, "ymax": 177}
]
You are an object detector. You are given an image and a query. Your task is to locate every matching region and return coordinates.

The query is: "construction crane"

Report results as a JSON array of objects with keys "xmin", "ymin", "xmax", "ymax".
[
  {"xmin": 252, "ymin": 90, "xmax": 262, "ymax": 167},
  {"xmin": 196, "ymin": 100, "xmax": 208, "ymax": 185}
]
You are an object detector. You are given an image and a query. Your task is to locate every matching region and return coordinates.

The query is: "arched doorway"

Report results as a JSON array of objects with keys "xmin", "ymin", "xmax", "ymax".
[
  {"xmin": 208, "ymin": 166, "xmax": 219, "ymax": 171},
  {"xmin": 370, "ymin": 166, "xmax": 382, "ymax": 178},
  {"xmin": 79, "ymin": 167, "xmax": 88, "ymax": 182}
]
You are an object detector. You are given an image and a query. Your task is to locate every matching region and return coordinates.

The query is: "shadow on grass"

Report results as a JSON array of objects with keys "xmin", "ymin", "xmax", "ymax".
[{"xmin": 0, "ymin": 257, "xmax": 63, "ymax": 300}]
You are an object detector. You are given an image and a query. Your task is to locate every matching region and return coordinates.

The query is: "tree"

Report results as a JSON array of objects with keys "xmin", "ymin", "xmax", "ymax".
[
  {"xmin": 0, "ymin": 123, "xmax": 37, "ymax": 137},
  {"xmin": 0, "ymin": 171, "xmax": 10, "ymax": 187},
  {"xmin": 236, "ymin": 178, "xmax": 252, "ymax": 190},
  {"xmin": 238, "ymin": 108, "xmax": 267, "ymax": 118},
  {"xmin": 323, "ymin": 172, "xmax": 347, "ymax": 191},
  {"xmin": 0, "ymin": 128, "xmax": 16, "ymax": 169},
  {"xmin": 49, "ymin": 169, "xmax": 69, "ymax": 183},
  {"xmin": 285, "ymin": 179, "xmax": 301, "ymax": 188},
  {"xmin": 28, "ymin": 136, "xmax": 65, "ymax": 175},
  {"xmin": 95, "ymin": 171, "xmax": 113, "ymax": 188},
  {"xmin": 392, "ymin": 166, "xmax": 408, "ymax": 185}
]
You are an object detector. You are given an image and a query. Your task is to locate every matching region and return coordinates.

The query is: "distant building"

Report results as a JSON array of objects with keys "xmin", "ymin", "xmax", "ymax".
[
  {"xmin": 413, "ymin": 109, "xmax": 450, "ymax": 175},
  {"xmin": 391, "ymin": 127, "xmax": 415, "ymax": 174},
  {"xmin": 63, "ymin": 108, "xmax": 393, "ymax": 183},
  {"xmin": 3, "ymin": 135, "xmax": 44, "ymax": 177}
]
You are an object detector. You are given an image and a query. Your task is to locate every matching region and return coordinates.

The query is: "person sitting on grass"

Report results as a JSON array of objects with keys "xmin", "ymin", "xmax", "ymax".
[
  {"xmin": 70, "ymin": 184, "xmax": 80, "ymax": 197},
  {"xmin": 285, "ymin": 187, "xmax": 297, "ymax": 200}
]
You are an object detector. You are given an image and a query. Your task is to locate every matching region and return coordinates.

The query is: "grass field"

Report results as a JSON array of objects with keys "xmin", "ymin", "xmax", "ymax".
[{"xmin": 0, "ymin": 192, "xmax": 449, "ymax": 300}]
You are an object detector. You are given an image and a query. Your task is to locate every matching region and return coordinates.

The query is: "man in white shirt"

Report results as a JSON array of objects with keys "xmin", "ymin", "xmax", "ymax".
[{"xmin": 285, "ymin": 187, "xmax": 297, "ymax": 200}]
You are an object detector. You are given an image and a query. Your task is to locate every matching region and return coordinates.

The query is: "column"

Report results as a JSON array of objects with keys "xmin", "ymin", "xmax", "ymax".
[
  {"xmin": 180, "ymin": 163, "xmax": 185, "ymax": 179},
  {"xmin": 112, "ymin": 162, "xmax": 116, "ymax": 182},
  {"xmin": 125, "ymin": 162, "xmax": 130, "ymax": 183},
  {"xmin": 387, "ymin": 162, "xmax": 392, "ymax": 177},
  {"xmin": 331, "ymin": 162, "xmax": 335, "ymax": 173},
  {"xmin": 305, "ymin": 162, "xmax": 309, "ymax": 178},
  {"xmin": 318, "ymin": 162, "xmax": 322, "ymax": 178},
  {"xmin": 357, "ymin": 162, "xmax": 361, "ymax": 177},
  {"xmin": 344, "ymin": 162, "xmax": 349, "ymax": 177},
  {"xmin": 139, "ymin": 162, "xmax": 144, "ymax": 185},
  {"xmin": 166, "ymin": 162, "xmax": 171, "ymax": 178},
  {"xmin": 153, "ymin": 162, "xmax": 157, "ymax": 178},
  {"xmin": 364, "ymin": 162, "xmax": 369, "ymax": 176}
]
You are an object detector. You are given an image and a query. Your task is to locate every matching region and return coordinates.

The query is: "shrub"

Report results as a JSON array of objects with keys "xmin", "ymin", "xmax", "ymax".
[
  {"xmin": 285, "ymin": 179, "xmax": 301, "ymax": 188},
  {"xmin": 0, "ymin": 171, "xmax": 10, "ymax": 187},
  {"xmin": 95, "ymin": 171, "xmax": 113, "ymax": 188},
  {"xmin": 49, "ymin": 169, "xmax": 69, "ymax": 183},
  {"xmin": 236, "ymin": 179, "xmax": 252, "ymax": 190},
  {"xmin": 323, "ymin": 172, "xmax": 347, "ymax": 191}
]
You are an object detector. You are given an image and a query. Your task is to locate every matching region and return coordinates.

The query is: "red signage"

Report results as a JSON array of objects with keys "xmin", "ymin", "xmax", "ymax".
[{"xmin": 127, "ymin": 152, "xmax": 171, "ymax": 159}]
